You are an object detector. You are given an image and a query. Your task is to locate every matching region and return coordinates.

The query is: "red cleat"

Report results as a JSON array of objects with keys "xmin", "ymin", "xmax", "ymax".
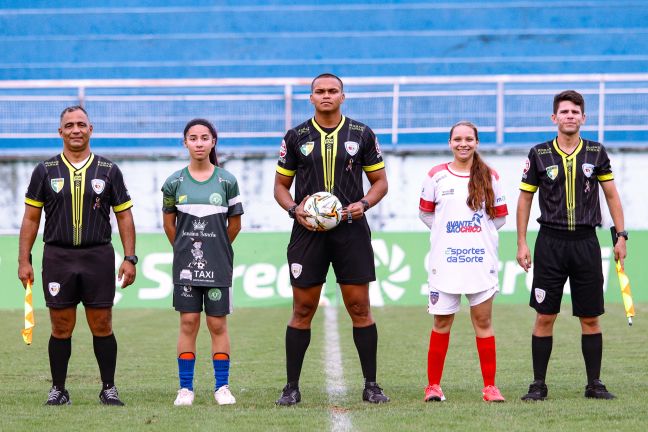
[
  {"xmin": 482, "ymin": 385, "xmax": 506, "ymax": 402},
  {"xmin": 424, "ymin": 384, "xmax": 446, "ymax": 402}
]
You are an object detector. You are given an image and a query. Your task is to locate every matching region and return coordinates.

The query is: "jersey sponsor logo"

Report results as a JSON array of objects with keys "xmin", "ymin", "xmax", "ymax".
[
  {"xmin": 349, "ymin": 123, "xmax": 365, "ymax": 133},
  {"xmin": 178, "ymin": 195, "xmax": 187, "ymax": 204},
  {"xmin": 496, "ymin": 195, "xmax": 506, "ymax": 204},
  {"xmin": 534, "ymin": 288, "xmax": 546, "ymax": 303},
  {"xmin": 209, "ymin": 193, "xmax": 223, "ymax": 206},
  {"xmin": 375, "ymin": 137, "xmax": 383, "ymax": 156},
  {"xmin": 297, "ymin": 126, "xmax": 310, "ymax": 136},
  {"xmin": 446, "ymin": 212, "xmax": 483, "ymax": 233},
  {"xmin": 441, "ymin": 188, "xmax": 454, "ymax": 196},
  {"xmin": 279, "ymin": 139, "xmax": 287, "ymax": 158},
  {"xmin": 91, "ymin": 179, "xmax": 105, "ymax": 194},
  {"xmin": 344, "ymin": 141, "xmax": 359, "ymax": 156},
  {"xmin": 582, "ymin": 163, "xmax": 595, "ymax": 178},
  {"xmin": 208, "ymin": 288, "xmax": 222, "ymax": 302},
  {"xmin": 50, "ymin": 178, "xmax": 64, "ymax": 193},
  {"xmin": 291, "ymin": 263, "xmax": 302, "ymax": 278},
  {"xmin": 429, "ymin": 290, "xmax": 440, "ymax": 305},
  {"xmin": 300, "ymin": 142, "xmax": 314, "ymax": 156},
  {"xmin": 192, "ymin": 219, "xmax": 207, "ymax": 232},
  {"xmin": 522, "ymin": 158, "xmax": 530, "ymax": 179},
  {"xmin": 180, "ymin": 269, "xmax": 193, "ymax": 281},
  {"xmin": 546, "ymin": 165, "xmax": 559, "ymax": 181},
  {"xmin": 189, "ymin": 239, "xmax": 207, "ymax": 269},
  {"xmin": 48, "ymin": 282, "xmax": 60, "ymax": 297},
  {"xmin": 537, "ymin": 148, "xmax": 552, "ymax": 155},
  {"xmin": 97, "ymin": 161, "xmax": 113, "ymax": 168},
  {"xmin": 444, "ymin": 247, "xmax": 485, "ymax": 263},
  {"xmin": 44, "ymin": 160, "xmax": 59, "ymax": 167},
  {"xmin": 586, "ymin": 145, "xmax": 601, "ymax": 152}
]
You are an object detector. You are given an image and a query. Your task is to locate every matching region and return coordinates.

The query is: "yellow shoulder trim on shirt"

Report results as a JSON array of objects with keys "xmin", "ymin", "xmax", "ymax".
[
  {"xmin": 25, "ymin": 198, "xmax": 44, "ymax": 208},
  {"xmin": 113, "ymin": 200, "xmax": 133, "ymax": 213},
  {"xmin": 362, "ymin": 161, "xmax": 385, "ymax": 172},
  {"xmin": 519, "ymin": 182, "xmax": 538, "ymax": 193},
  {"xmin": 276, "ymin": 166, "xmax": 296, "ymax": 177},
  {"xmin": 597, "ymin": 173, "xmax": 614, "ymax": 182}
]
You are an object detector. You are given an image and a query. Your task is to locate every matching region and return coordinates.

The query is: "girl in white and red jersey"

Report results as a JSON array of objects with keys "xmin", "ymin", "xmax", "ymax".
[{"xmin": 419, "ymin": 121, "xmax": 508, "ymax": 403}]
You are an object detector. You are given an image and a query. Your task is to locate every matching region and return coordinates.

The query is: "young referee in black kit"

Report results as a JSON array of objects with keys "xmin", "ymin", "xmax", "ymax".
[
  {"xmin": 18, "ymin": 106, "xmax": 137, "ymax": 406},
  {"xmin": 516, "ymin": 90, "xmax": 627, "ymax": 401},
  {"xmin": 274, "ymin": 73, "xmax": 390, "ymax": 405}
]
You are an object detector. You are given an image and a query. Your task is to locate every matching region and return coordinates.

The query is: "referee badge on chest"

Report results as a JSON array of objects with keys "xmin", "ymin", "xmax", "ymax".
[
  {"xmin": 300, "ymin": 142, "xmax": 314, "ymax": 156},
  {"xmin": 91, "ymin": 179, "xmax": 105, "ymax": 194},
  {"xmin": 344, "ymin": 141, "xmax": 359, "ymax": 156},
  {"xmin": 50, "ymin": 178, "xmax": 64, "ymax": 193},
  {"xmin": 545, "ymin": 165, "xmax": 559, "ymax": 181}
]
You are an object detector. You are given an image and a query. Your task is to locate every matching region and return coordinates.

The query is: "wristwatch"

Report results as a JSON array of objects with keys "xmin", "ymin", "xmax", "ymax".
[
  {"xmin": 124, "ymin": 255, "xmax": 138, "ymax": 265},
  {"xmin": 287, "ymin": 204, "xmax": 298, "ymax": 219},
  {"xmin": 360, "ymin": 199, "xmax": 370, "ymax": 212},
  {"xmin": 615, "ymin": 230, "xmax": 629, "ymax": 240}
]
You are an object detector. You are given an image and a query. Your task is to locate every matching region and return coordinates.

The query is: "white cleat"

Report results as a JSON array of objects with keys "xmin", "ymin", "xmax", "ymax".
[
  {"xmin": 214, "ymin": 385, "xmax": 236, "ymax": 405},
  {"xmin": 174, "ymin": 388, "xmax": 195, "ymax": 406}
]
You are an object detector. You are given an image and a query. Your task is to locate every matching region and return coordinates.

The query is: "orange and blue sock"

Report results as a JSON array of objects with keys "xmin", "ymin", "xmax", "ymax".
[
  {"xmin": 178, "ymin": 352, "xmax": 195, "ymax": 390},
  {"xmin": 213, "ymin": 353, "xmax": 230, "ymax": 390}
]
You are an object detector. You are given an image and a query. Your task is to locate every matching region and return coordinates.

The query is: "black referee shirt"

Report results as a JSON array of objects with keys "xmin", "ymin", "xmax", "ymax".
[
  {"xmin": 25, "ymin": 153, "xmax": 133, "ymax": 246},
  {"xmin": 276, "ymin": 116, "xmax": 385, "ymax": 206},
  {"xmin": 520, "ymin": 138, "xmax": 613, "ymax": 231}
]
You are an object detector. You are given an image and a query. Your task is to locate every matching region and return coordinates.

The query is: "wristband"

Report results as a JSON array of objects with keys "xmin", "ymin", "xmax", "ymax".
[
  {"xmin": 288, "ymin": 204, "xmax": 298, "ymax": 219},
  {"xmin": 361, "ymin": 199, "xmax": 370, "ymax": 212}
]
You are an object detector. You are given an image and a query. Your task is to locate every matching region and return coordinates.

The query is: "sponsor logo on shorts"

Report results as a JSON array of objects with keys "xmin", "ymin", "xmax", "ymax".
[
  {"xmin": 344, "ymin": 141, "xmax": 359, "ymax": 156},
  {"xmin": 91, "ymin": 179, "xmax": 105, "ymax": 194},
  {"xmin": 180, "ymin": 269, "xmax": 193, "ymax": 281},
  {"xmin": 208, "ymin": 288, "xmax": 222, "ymax": 302},
  {"xmin": 181, "ymin": 285, "xmax": 193, "ymax": 298},
  {"xmin": 582, "ymin": 163, "xmax": 595, "ymax": 178},
  {"xmin": 48, "ymin": 282, "xmax": 60, "ymax": 297},
  {"xmin": 50, "ymin": 178, "xmax": 64, "ymax": 193},
  {"xmin": 429, "ymin": 290, "xmax": 440, "ymax": 305},
  {"xmin": 300, "ymin": 142, "xmax": 314, "ymax": 156},
  {"xmin": 446, "ymin": 212, "xmax": 483, "ymax": 234},
  {"xmin": 546, "ymin": 165, "xmax": 558, "ymax": 181},
  {"xmin": 534, "ymin": 288, "xmax": 546, "ymax": 303},
  {"xmin": 291, "ymin": 263, "xmax": 302, "ymax": 278},
  {"xmin": 444, "ymin": 247, "xmax": 485, "ymax": 263}
]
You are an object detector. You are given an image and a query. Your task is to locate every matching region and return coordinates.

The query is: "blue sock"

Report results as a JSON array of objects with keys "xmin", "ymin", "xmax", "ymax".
[
  {"xmin": 213, "ymin": 353, "xmax": 230, "ymax": 390},
  {"xmin": 178, "ymin": 353, "xmax": 195, "ymax": 391}
]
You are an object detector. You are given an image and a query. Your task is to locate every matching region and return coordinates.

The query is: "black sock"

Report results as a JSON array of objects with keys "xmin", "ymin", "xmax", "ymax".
[
  {"xmin": 49, "ymin": 336, "xmax": 72, "ymax": 389},
  {"xmin": 353, "ymin": 323, "xmax": 378, "ymax": 384},
  {"xmin": 531, "ymin": 335, "xmax": 553, "ymax": 382},
  {"xmin": 582, "ymin": 333, "xmax": 603, "ymax": 384},
  {"xmin": 93, "ymin": 334, "xmax": 117, "ymax": 388},
  {"xmin": 285, "ymin": 326, "xmax": 310, "ymax": 386}
]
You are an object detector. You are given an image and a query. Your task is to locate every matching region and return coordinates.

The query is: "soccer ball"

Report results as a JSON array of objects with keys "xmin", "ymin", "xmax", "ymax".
[{"xmin": 303, "ymin": 191, "xmax": 343, "ymax": 231}]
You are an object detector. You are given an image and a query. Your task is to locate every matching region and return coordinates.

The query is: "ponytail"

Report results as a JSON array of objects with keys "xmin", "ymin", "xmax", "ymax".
[{"xmin": 467, "ymin": 152, "xmax": 496, "ymax": 219}]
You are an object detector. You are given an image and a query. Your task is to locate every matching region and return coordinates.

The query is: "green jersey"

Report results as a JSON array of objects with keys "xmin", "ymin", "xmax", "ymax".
[{"xmin": 162, "ymin": 166, "xmax": 243, "ymax": 287}]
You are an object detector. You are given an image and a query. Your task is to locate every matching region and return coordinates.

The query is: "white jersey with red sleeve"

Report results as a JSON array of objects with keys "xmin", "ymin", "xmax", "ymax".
[{"xmin": 419, "ymin": 163, "xmax": 508, "ymax": 294}]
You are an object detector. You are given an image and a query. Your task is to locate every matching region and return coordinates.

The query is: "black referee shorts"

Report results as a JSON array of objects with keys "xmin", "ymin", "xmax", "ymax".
[
  {"xmin": 287, "ymin": 216, "xmax": 376, "ymax": 288},
  {"xmin": 42, "ymin": 243, "xmax": 116, "ymax": 309},
  {"xmin": 530, "ymin": 226, "xmax": 604, "ymax": 317}
]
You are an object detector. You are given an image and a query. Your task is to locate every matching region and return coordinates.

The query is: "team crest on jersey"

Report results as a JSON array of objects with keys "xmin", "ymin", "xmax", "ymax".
[
  {"xmin": 91, "ymin": 179, "xmax": 105, "ymax": 194},
  {"xmin": 429, "ymin": 290, "xmax": 440, "ymax": 305},
  {"xmin": 546, "ymin": 165, "xmax": 558, "ymax": 181},
  {"xmin": 48, "ymin": 282, "xmax": 60, "ymax": 297},
  {"xmin": 300, "ymin": 142, "xmax": 314, "ymax": 156},
  {"xmin": 209, "ymin": 193, "xmax": 223, "ymax": 206},
  {"xmin": 50, "ymin": 178, "xmax": 64, "ymax": 193},
  {"xmin": 178, "ymin": 195, "xmax": 187, "ymax": 204},
  {"xmin": 582, "ymin": 163, "xmax": 595, "ymax": 178},
  {"xmin": 344, "ymin": 141, "xmax": 359, "ymax": 156},
  {"xmin": 291, "ymin": 263, "xmax": 302, "ymax": 278},
  {"xmin": 534, "ymin": 288, "xmax": 546, "ymax": 303}
]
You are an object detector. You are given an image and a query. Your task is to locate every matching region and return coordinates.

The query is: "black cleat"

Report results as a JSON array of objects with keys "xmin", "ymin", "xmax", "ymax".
[
  {"xmin": 45, "ymin": 386, "xmax": 71, "ymax": 405},
  {"xmin": 521, "ymin": 380, "xmax": 548, "ymax": 401},
  {"xmin": 276, "ymin": 383, "xmax": 301, "ymax": 406},
  {"xmin": 362, "ymin": 382, "xmax": 390, "ymax": 403},
  {"xmin": 99, "ymin": 385, "xmax": 125, "ymax": 406},
  {"xmin": 584, "ymin": 379, "xmax": 616, "ymax": 400}
]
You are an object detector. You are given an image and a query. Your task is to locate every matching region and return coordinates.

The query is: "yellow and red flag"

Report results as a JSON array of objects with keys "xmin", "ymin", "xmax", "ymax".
[
  {"xmin": 611, "ymin": 227, "xmax": 635, "ymax": 326},
  {"xmin": 22, "ymin": 281, "xmax": 34, "ymax": 345}
]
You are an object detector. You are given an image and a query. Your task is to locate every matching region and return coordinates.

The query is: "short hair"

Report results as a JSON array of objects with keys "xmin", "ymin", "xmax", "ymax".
[
  {"xmin": 553, "ymin": 90, "xmax": 585, "ymax": 114},
  {"xmin": 449, "ymin": 120, "xmax": 479, "ymax": 142},
  {"xmin": 183, "ymin": 118, "xmax": 219, "ymax": 166},
  {"xmin": 311, "ymin": 73, "xmax": 344, "ymax": 92},
  {"xmin": 60, "ymin": 105, "xmax": 89, "ymax": 122}
]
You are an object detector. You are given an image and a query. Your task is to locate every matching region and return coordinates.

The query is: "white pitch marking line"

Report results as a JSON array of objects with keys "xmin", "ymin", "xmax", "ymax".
[{"xmin": 324, "ymin": 304, "xmax": 352, "ymax": 432}]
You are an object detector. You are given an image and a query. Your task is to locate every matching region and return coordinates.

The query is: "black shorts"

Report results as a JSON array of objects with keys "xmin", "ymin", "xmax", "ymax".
[
  {"xmin": 287, "ymin": 216, "xmax": 375, "ymax": 288},
  {"xmin": 42, "ymin": 243, "xmax": 116, "ymax": 309},
  {"xmin": 530, "ymin": 226, "xmax": 604, "ymax": 317},
  {"xmin": 173, "ymin": 285, "xmax": 232, "ymax": 316}
]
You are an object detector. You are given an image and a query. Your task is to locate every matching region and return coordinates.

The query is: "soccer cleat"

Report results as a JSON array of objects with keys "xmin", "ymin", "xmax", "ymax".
[
  {"xmin": 424, "ymin": 384, "xmax": 446, "ymax": 402},
  {"xmin": 521, "ymin": 380, "xmax": 548, "ymax": 401},
  {"xmin": 173, "ymin": 388, "xmax": 195, "ymax": 406},
  {"xmin": 275, "ymin": 383, "xmax": 301, "ymax": 406},
  {"xmin": 214, "ymin": 385, "xmax": 236, "ymax": 405},
  {"xmin": 362, "ymin": 382, "xmax": 390, "ymax": 403},
  {"xmin": 99, "ymin": 385, "xmax": 125, "ymax": 406},
  {"xmin": 45, "ymin": 386, "xmax": 71, "ymax": 405},
  {"xmin": 584, "ymin": 379, "xmax": 616, "ymax": 400},
  {"xmin": 482, "ymin": 385, "xmax": 506, "ymax": 402}
]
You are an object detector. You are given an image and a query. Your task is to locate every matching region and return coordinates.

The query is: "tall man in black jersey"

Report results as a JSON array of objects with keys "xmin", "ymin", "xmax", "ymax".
[
  {"xmin": 274, "ymin": 73, "xmax": 389, "ymax": 405},
  {"xmin": 18, "ymin": 106, "xmax": 137, "ymax": 406},
  {"xmin": 516, "ymin": 90, "xmax": 627, "ymax": 401}
]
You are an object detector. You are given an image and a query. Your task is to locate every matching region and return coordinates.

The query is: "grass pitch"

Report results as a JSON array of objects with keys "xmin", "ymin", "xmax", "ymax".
[{"xmin": 0, "ymin": 304, "xmax": 646, "ymax": 431}]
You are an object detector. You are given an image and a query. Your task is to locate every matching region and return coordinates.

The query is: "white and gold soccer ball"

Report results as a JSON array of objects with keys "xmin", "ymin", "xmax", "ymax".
[{"xmin": 303, "ymin": 191, "xmax": 343, "ymax": 231}]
